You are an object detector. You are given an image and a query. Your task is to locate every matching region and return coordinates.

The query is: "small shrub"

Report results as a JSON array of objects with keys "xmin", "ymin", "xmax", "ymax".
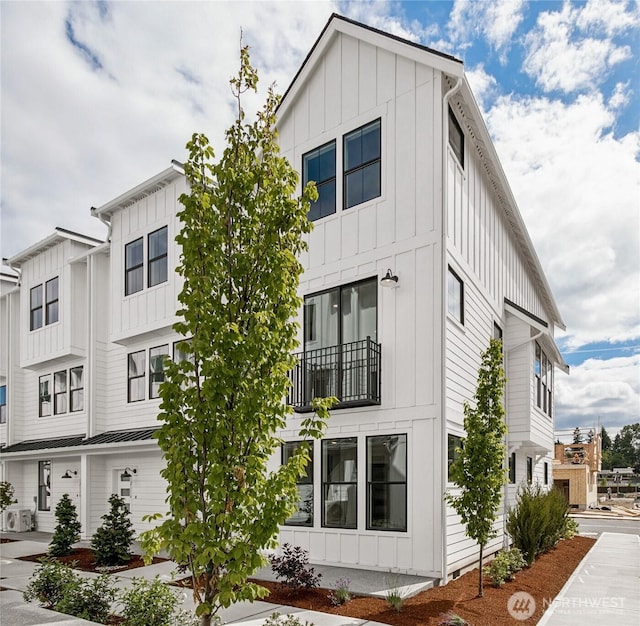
[
  {"xmin": 385, "ymin": 588, "xmax": 404, "ymax": 613},
  {"xmin": 49, "ymin": 493, "xmax": 82, "ymax": 557},
  {"xmin": 270, "ymin": 544, "xmax": 321, "ymax": 591},
  {"xmin": 120, "ymin": 576, "xmax": 190, "ymax": 626},
  {"xmin": 263, "ymin": 612, "xmax": 314, "ymax": 626},
  {"xmin": 562, "ymin": 516, "xmax": 579, "ymax": 539},
  {"xmin": 328, "ymin": 577, "xmax": 352, "ymax": 606},
  {"xmin": 438, "ymin": 612, "xmax": 471, "ymax": 626},
  {"xmin": 23, "ymin": 557, "xmax": 77, "ymax": 608},
  {"xmin": 506, "ymin": 484, "xmax": 569, "ymax": 565},
  {"xmin": 56, "ymin": 573, "xmax": 117, "ymax": 624},
  {"xmin": 91, "ymin": 493, "xmax": 134, "ymax": 566},
  {"xmin": 483, "ymin": 548, "xmax": 526, "ymax": 587},
  {"xmin": 0, "ymin": 481, "xmax": 17, "ymax": 514}
]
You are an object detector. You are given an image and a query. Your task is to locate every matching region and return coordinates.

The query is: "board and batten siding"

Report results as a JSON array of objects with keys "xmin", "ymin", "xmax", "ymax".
[{"xmin": 108, "ymin": 179, "xmax": 186, "ymax": 345}]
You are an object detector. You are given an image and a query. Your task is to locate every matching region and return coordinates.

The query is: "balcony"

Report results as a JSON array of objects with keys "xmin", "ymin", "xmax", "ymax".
[{"xmin": 288, "ymin": 337, "xmax": 381, "ymax": 412}]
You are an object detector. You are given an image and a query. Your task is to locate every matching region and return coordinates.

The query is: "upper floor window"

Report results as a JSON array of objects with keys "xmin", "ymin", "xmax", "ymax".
[
  {"xmin": 447, "ymin": 267, "xmax": 464, "ymax": 324},
  {"xmin": 39, "ymin": 375, "xmax": 51, "ymax": 417},
  {"xmin": 0, "ymin": 385, "xmax": 6, "ymax": 424},
  {"xmin": 45, "ymin": 277, "xmax": 59, "ymax": 324},
  {"xmin": 41, "ymin": 366, "xmax": 84, "ymax": 417},
  {"xmin": 367, "ymin": 434, "xmax": 407, "ymax": 531},
  {"xmin": 38, "ymin": 460, "xmax": 51, "ymax": 511},
  {"xmin": 509, "ymin": 452, "xmax": 516, "ymax": 484},
  {"xmin": 534, "ymin": 342, "xmax": 553, "ymax": 417},
  {"xmin": 30, "ymin": 277, "xmax": 60, "ymax": 330},
  {"xmin": 449, "ymin": 107, "xmax": 464, "ymax": 168},
  {"xmin": 148, "ymin": 226, "xmax": 168, "ymax": 288},
  {"xmin": 30, "ymin": 285, "xmax": 43, "ymax": 330},
  {"xmin": 282, "ymin": 441, "xmax": 313, "ymax": 527},
  {"xmin": 128, "ymin": 350, "xmax": 146, "ymax": 402},
  {"xmin": 125, "ymin": 237, "xmax": 144, "ymax": 296},
  {"xmin": 54, "ymin": 371, "xmax": 67, "ymax": 414},
  {"xmin": 149, "ymin": 344, "xmax": 169, "ymax": 399},
  {"xmin": 344, "ymin": 119, "xmax": 381, "ymax": 209},
  {"xmin": 303, "ymin": 141, "xmax": 336, "ymax": 222},
  {"xmin": 70, "ymin": 367, "xmax": 84, "ymax": 412},
  {"xmin": 447, "ymin": 433, "xmax": 463, "ymax": 482}
]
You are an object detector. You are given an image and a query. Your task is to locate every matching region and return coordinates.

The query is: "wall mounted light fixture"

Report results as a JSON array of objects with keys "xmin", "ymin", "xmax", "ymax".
[
  {"xmin": 61, "ymin": 469, "xmax": 78, "ymax": 479},
  {"xmin": 380, "ymin": 269, "xmax": 399, "ymax": 287},
  {"xmin": 122, "ymin": 467, "xmax": 137, "ymax": 478}
]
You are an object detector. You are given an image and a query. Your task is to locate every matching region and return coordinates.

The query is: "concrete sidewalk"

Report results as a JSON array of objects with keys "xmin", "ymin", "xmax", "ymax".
[{"xmin": 538, "ymin": 532, "xmax": 640, "ymax": 626}]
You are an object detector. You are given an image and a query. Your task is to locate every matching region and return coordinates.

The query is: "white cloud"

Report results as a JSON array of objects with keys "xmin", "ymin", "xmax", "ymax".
[
  {"xmin": 465, "ymin": 64, "xmax": 498, "ymax": 112},
  {"xmin": 609, "ymin": 81, "xmax": 631, "ymax": 109},
  {"xmin": 485, "ymin": 91, "xmax": 640, "ymax": 348},
  {"xmin": 523, "ymin": 0, "xmax": 637, "ymax": 93},
  {"xmin": 555, "ymin": 355, "xmax": 640, "ymax": 430}
]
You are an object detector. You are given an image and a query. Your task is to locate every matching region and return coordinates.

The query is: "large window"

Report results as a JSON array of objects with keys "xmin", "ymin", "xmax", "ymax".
[
  {"xmin": 535, "ymin": 342, "xmax": 553, "ymax": 417},
  {"xmin": 0, "ymin": 385, "xmax": 6, "ymax": 424},
  {"xmin": 303, "ymin": 141, "xmax": 336, "ymax": 221},
  {"xmin": 125, "ymin": 237, "xmax": 144, "ymax": 296},
  {"xmin": 447, "ymin": 434, "xmax": 463, "ymax": 482},
  {"xmin": 367, "ymin": 434, "xmax": 407, "ymax": 531},
  {"xmin": 149, "ymin": 345, "xmax": 169, "ymax": 399},
  {"xmin": 30, "ymin": 284, "xmax": 43, "ymax": 330},
  {"xmin": 39, "ymin": 375, "xmax": 51, "ymax": 417},
  {"xmin": 128, "ymin": 350, "xmax": 146, "ymax": 402},
  {"xmin": 344, "ymin": 119, "xmax": 381, "ymax": 209},
  {"xmin": 38, "ymin": 460, "xmax": 51, "ymax": 511},
  {"xmin": 283, "ymin": 441, "xmax": 314, "ymax": 526},
  {"xmin": 45, "ymin": 277, "xmax": 59, "ymax": 324},
  {"xmin": 447, "ymin": 267, "xmax": 464, "ymax": 324},
  {"xmin": 54, "ymin": 371, "xmax": 67, "ymax": 415},
  {"xmin": 148, "ymin": 227, "xmax": 168, "ymax": 288},
  {"xmin": 322, "ymin": 438, "xmax": 357, "ymax": 528},
  {"xmin": 449, "ymin": 107, "xmax": 464, "ymax": 168}
]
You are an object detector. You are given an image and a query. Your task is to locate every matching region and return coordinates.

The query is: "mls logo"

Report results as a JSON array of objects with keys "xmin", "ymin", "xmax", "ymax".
[{"xmin": 508, "ymin": 591, "xmax": 536, "ymax": 620}]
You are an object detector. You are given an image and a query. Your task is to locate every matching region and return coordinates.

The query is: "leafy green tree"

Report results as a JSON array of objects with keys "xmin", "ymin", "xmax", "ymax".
[
  {"xmin": 0, "ymin": 481, "xmax": 16, "ymax": 515},
  {"xmin": 572, "ymin": 427, "xmax": 583, "ymax": 444},
  {"xmin": 140, "ymin": 46, "xmax": 330, "ymax": 626},
  {"xmin": 601, "ymin": 426, "xmax": 611, "ymax": 451},
  {"xmin": 91, "ymin": 494, "xmax": 134, "ymax": 566},
  {"xmin": 49, "ymin": 494, "xmax": 81, "ymax": 556},
  {"xmin": 612, "ymin": 423, "xmax": 640, "ymax": 470},
  {"xmin": 445, "ymin": 338, "xmax": 507, "ymax": 597}
]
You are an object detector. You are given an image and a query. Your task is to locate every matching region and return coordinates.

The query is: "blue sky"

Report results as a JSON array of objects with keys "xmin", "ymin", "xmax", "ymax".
[{"xmin": 1, "ymin": 1, "xmax": 638, "ymax": 434}]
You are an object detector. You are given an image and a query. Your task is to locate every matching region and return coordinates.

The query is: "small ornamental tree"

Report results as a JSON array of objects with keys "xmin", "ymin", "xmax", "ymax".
[
  {"xmin": 0, "ymin": 481, "xmax": 17, "ymax": 514},
  {"xmin": 140, "ymin": 45, "xmax": 331, "ymax": 626},
  {"xmin": 445, "ymin": 338, "xmax": 507, "ymax": 597},
  {"xmin": 91, "ymin": 494, "xmax": 134, "ymax": 566},
  {"xmin": 49, "ymin": 493, "xmax": 81, "ymax": 556}
]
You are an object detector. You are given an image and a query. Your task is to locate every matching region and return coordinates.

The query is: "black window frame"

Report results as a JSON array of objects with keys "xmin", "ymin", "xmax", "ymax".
[
  {"xmin": 321, "ymin": 437, "xmax": 357, "ymax": 529},
  {"xmin": 39, "ymin": 374, "xmax": 51, "ymax": 417},
  {"xmin": 449, "ymin": 107, "xmax": 464, "ymax": 168},
  {"xmin": 343, "ymin": 119, "xmax": 382, "ymax": 210},
  {"xmin": 45, "ymin": 277, "xmax": 59, "ymax": 325},
  {"xmin": 282, "ymin": 441, "xmax": 314, "ymax": 527},
  {"xmin": 127, "ymin": 350, "xmax": 146, "ymax": 403},
  {"xmin": 447, "ymin": 433, "xmax": 463, "ymax": 483},
  {"xmin": 0, "ymin": 385, "xmax": 6, "ymax": 424},
  {"xmin": 534, "ymin": 342, "xmax": 553, "ymax": 417},
  {"xmin": 303, "ymin": 140, "xmax": 337, "ymax": 222},
  {"xmin": 527, "ymin": 456, "xmax": 533, "ymax": 484},
  {"xmin": 125, "ymin": 237, "xmax": 144, "ymax": 296},
  {"xmin": 30, "ymin": 284, "xmax": 43, "ymax": 330},
  {"xmin": 544, "ymin": 461, "xmax": 549, "ymax": 485},
  {"xmin": 509, "ymin": 452, "xmax": 516, "ymax": 484},
  {"xmin": 53, "ymin": 370, "xmax": 67, "ymax": 415},
  {"xmin": 148, "ymin": 226, "xmax": 168, "ymax": 288},
  {"xmin": 366, "ymin": 434, "xmax": 407, "ymax": 532},
  {"xmin": 149, "ymin": 344, "xmax": 169, "ymax": 399},
  {"xmin": 38, "ymin": 460, "xmax": 51, "ymax": 511},
  {"xmin": 447, "ymin": 266, "xmax": 464, "ymax": 325},
  {"xmin": 69, "ymin": 366, "xmax": 84, "ymax": 412}
]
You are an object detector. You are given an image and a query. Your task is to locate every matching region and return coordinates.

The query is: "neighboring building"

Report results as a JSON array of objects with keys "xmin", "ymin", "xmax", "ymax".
[
  {"xmin": 553, "ymin": 436, "xmax": 602, "ymax": 509},
  {"xmin": 0, "ymin": 15, "xmax": 567, "ymax": 582}
]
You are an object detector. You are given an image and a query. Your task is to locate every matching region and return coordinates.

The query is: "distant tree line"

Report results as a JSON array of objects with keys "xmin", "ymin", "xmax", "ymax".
[{"xmin": 600, "ymin": 423, "xmax": 640, "ymax": 472}]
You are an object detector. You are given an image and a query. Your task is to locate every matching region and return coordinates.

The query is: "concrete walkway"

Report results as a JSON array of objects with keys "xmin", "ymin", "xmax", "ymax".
[{"xmin": 538, "ymin": 532, "xmax": 640, "ymax": 626}]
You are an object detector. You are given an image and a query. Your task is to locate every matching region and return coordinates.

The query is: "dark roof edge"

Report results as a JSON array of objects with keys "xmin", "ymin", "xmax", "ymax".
[
  {"xmin": 55, "ymin": 227, "xmax": 103, "ymax": 245},
  {"xmin": 504, "ymin": 298, "xmax": 549, "ymax": 329}
]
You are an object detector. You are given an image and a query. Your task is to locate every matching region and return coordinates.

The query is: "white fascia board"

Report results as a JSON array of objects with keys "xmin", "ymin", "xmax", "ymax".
[
  {"xmin": 93, "ymin": 162, "xmax": 184, "ymax": 219},
  {"xmin": 8, "ymin": 229, "xmax": 103, "ymax": 268}
]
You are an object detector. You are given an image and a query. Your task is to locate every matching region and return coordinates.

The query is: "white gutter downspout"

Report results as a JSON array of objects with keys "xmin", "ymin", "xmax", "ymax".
[
  {"xmin": 91, "ymin": 208, "xmax": 112, "ymax": 242},
  {"xmin": 441, "ymin": 76, "xmax": 462, "ymax": 583}
]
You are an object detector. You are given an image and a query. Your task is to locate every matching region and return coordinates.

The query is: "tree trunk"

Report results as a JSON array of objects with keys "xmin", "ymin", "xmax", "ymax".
[{"xmin": 478, "ymin": 543, "xmax": 484, "ymax": 597}]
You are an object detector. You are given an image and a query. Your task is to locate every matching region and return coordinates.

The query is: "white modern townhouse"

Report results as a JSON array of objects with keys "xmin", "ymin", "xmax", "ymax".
[{"xmin": 1, "ymin": 14, "xmax": 567, "ymax": 582}]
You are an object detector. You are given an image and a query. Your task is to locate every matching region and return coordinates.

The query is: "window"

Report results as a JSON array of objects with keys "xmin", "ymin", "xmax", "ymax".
[
  {"xmin": 535, "ymin": 342, "xmax": 553, "ymax": 417},
  {"xmin": 148, "ymin": 227, "xmax": 168, "ymax": 288},
  {"xmin": 45, "ymin": 277, "xmax": 59, "ymax": 324},
  {"xmin": 322, "ymin": 438, "xmax": 357, "ymax": 528},
  {"xmin": 447, "ymin": 434, "xmax": 463, "ymax": 482},
  {"xmin": 449, "ymin": 107, "xmax": 464, "ymax": 167},
  {"xmin": 283, "ymin": 441, "xmax": 314, "ymax": 526},
  {"xmin": 38, "ymin": 460, "xmax": 51, "ymax": 511},
  {"xmin": 344, "ymin": 119, "xmax": 381, "ymax": 209},
  {"xmin": 125, "ymin": 237, "xmax": 144, "ymax": 296},
  {"xmin": 128, "ymin": 350, "xmax": 146, "ymax": 402},
  {"xmin": 544, "ymin": 461, "xmax": 549, "ymax": 485},
  {"xmin": 367, "ymin": 434, "xmax": 407, "ymax": 531},
  {"xmin": 149, "ymin": 345, "xmax": 169, "ymax": 399},
  {"xmin": 527, "ymin": 456, "xmax": 533, "ymax": 484},
  {"xmin": 54, "ymin": 371, "xmax": 67, "ymax": 415},
  {"xmin": 303, "ymin": 141, "xmax": 336, "ymax": 221},
  {"xmin": 30, "ymin": 284, "xmax": 43, "ymax": 330},
  {"xmin": 70, "ymin": 367, "xmax": 84, "ymax": 412},
  {"xmin": 493, "ymin": 322, "xmax": 503, "ymax": 341},
  {"xmin": 0, "ymin": 385, "xmax": 6, "ymax": 424},
  {"xmin": 447, "ymin": 267, "xmax": 464, "ymax": 324},
  {"xmin": 509, "ymin": 452, "xmax": 516, "ymax": 483},
  {"xmin": 39, "ymin": 375, "xmax": 51, "ymax": 417}
]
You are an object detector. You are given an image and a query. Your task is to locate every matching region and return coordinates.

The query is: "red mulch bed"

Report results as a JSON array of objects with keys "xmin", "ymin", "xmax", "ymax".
[
  {"xmin": 19, "ymin": 547, "xmax": 166, "ymax": 573},
  {"xmin": 251, "ymin": 536, "xmax": 595, "ymax": 626}
]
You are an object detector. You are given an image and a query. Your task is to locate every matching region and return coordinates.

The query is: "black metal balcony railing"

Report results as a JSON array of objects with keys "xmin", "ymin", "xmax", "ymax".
[{"xmin": 288, "ymin": 337, "xmax": 381, "ymax": 412}]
